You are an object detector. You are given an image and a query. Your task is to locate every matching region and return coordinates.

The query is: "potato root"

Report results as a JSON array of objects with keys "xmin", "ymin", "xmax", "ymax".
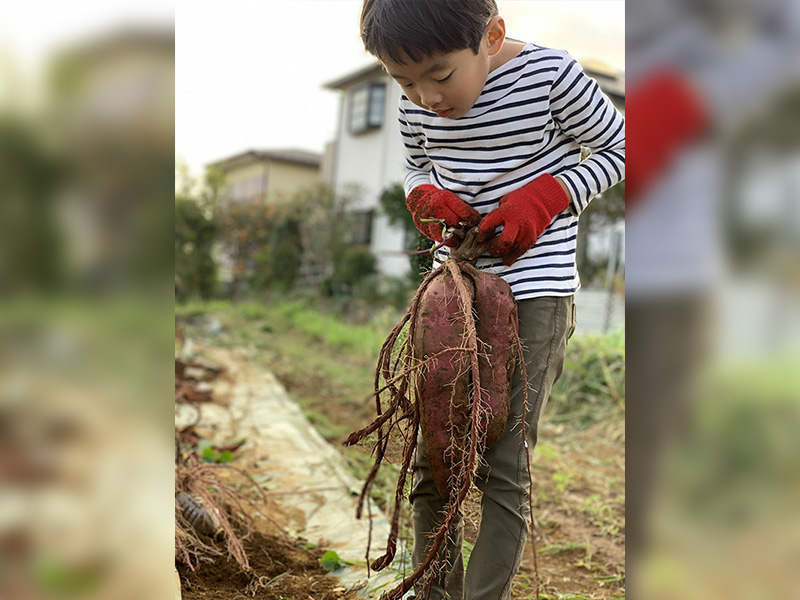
[{"xmin": 343, "ymin": 228, "xmax": 528, "ymax": 599}]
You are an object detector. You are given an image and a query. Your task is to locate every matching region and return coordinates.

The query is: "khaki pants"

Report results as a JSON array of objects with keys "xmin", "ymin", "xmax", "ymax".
[{"xmin": 410, "ymin": 295, "xmax": 576, "ymax": 600}]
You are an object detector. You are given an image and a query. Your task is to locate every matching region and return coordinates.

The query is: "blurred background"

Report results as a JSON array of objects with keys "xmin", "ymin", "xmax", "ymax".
[
  {"xmin": 626, "ymin": 0, "xmax": 800, "ymax": 598},
  {"xmin": 0, "ymin": 1, "xmax": 175, "ymax": 599}
]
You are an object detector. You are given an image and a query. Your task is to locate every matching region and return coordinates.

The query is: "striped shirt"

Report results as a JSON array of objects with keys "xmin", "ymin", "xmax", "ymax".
[{"xmin": 400, "ymin": 44, "xmax": 625, "ymax": 300}]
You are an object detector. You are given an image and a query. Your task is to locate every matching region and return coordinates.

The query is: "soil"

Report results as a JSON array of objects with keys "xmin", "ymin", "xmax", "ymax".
[
  {"xmin": 178, "ymin": 531, "xmax": 353, "ymax": 600},
  {"xmin": 176, "ymin": 312, "xmax": 625, "ymax": 600},
  {"xmin": 175, "ymin": 349, "xmax": 361, "ymax": 600},
  {"xmin": 276, "ymin": 354, "xmax": 626, "ymax": 599}
]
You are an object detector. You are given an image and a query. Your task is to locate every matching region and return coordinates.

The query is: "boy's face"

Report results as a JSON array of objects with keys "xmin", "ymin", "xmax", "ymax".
[{"xmin": 383, "ymin": 47, "xmax": 491, "ymax": 119}]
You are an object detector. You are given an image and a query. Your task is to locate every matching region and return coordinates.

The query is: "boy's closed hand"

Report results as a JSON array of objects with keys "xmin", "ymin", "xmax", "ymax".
[
  {"xmin": 478, "ymin": 174, "xmax": 570, "ymax": 266},
  {"xmin": 406, "ymin": 184, "xmax": 481, "ymax": 245}
]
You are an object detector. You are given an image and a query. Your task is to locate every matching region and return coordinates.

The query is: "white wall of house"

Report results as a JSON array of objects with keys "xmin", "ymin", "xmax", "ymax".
[{"xmin": 331, "ymin": 72, "xmax": 411, "ymax": 279}]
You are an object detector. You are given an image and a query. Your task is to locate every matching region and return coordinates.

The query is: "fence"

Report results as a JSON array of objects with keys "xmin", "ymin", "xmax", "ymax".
[{"xmin": 574, "ymin": 288, "xmax": 624, "ymax": 334}]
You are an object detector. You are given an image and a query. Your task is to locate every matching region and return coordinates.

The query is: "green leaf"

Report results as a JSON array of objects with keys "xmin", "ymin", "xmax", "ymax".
[
  {"xmin": 318, "ymin": 550, "xmax": 356, "ymax": 571},
  {"xmin": 201, "ymin": 446, "xmax": 218, "ymax": 462},
  {"xmin": 320, "ymin": 550, "xmax": 342, "ymax": 571},
  {"xmin": 217, "ymin": 450, "xmax": 234, "ymax": 463},
  {"xmin": 319, "ymin": 550, "xmax": 360, "ymax": 571}
]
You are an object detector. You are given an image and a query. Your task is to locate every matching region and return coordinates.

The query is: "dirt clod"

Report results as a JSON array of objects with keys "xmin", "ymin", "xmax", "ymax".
[{"xmin": 178, "ymin": 531, "xmax": 355, "ymax": 600}]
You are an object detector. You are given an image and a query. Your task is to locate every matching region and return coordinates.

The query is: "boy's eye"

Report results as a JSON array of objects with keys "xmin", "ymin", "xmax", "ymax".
[{"xmin": 435, "ymin": 73, "xmax": 453, "ymax": 83}]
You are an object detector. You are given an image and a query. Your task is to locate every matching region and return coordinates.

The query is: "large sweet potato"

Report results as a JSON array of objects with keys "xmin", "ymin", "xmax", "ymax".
[
  {"xmin": 465, "ymin": 263, "xmax": 518, "ymax": 449},
  {"xmin": 412, "ymin": 267, "xmax": 475, "ymax": 500},
  {"xmin": 412, "ymin": 259, "xmax": 518, "ymax": 500}
]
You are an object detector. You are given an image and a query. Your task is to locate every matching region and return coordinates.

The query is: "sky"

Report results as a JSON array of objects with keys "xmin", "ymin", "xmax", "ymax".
[
  {"xmin": 0, "ymin": 1, "xmax": 174, "ymax": 70},
  {"xmin": 175, "ymin": 0, "xmax": 624, "ymax": 176}
]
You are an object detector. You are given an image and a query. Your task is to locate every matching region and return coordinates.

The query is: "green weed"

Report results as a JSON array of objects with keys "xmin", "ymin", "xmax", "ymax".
[
  {"xmin": 197, "ymin": 439, "xmax": 236, "ymax": 464},
  {"xmin": 547, "ymin": 330, "xmax": 625, "ymax": 429},
  {"xmin": 319, "ymin": 550, "xmax": 353, "ymax": 571},
  {"xmin": 538, "ymin": 541, "xmax": 587, "ymax": 555},
  {"xmin": 537, "ymin": 442, "xmax": 561, "ymax": 463},
  {"xmin": 552, "ymin": 471, "xmax": 576, "ymax": 493},
  {"xmin": 595, "ymin": 572, "xmax": 625, "ymax": 584},
  {"xmin": 300, "ymin": 408, "xmax": 349, "ymax": 441}
]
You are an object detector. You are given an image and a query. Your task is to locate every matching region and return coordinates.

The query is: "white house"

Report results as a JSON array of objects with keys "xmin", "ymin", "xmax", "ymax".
[
  {"xmin": 323, "ymin": 59, "xmax": 625, "ymax": 283},
  {"xmin": 324, "ymin": 63, "xmax": 410, "ymax": 278}
]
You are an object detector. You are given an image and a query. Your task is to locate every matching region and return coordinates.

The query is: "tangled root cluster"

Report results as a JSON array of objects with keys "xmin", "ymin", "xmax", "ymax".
[{"xmin": 344, "ymin": 229, "xmax": 537, "ymax": 599}]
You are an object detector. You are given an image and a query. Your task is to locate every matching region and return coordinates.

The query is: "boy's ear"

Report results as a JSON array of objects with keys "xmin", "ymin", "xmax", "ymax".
[{"xmin": 485, "ymin": 16, "xmax": 506, "ymax": 56}]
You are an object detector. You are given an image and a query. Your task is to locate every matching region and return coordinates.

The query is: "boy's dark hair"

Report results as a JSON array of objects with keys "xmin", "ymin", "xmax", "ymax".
[{"xmin": 361, "ymin": 0, "xmax": 499, "ymax": 65}]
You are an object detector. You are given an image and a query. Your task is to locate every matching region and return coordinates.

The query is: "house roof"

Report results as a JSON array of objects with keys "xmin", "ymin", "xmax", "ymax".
[
  {"xmin": 210, "ymin": 148, "xmax": 322, "ymax": 171},
  {"xmin": 580, "ymin": 59, "xmax": 625, "ymax": 99},
  {"xmin": 323, "ymin": 62, "xmax": 385, "ymax": 90}
]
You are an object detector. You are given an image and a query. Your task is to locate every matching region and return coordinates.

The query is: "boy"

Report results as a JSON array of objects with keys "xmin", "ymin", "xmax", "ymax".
[{"xmin": 359, "ymin": 1, "xmax": 624, "ymax": 598}]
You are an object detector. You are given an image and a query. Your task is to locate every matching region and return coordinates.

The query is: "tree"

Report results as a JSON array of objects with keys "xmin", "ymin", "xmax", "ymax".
[
  {"xmin": 285, "ymin": 183, "xmax": 377, "ymax": 294},
  {"xmin": 174, "ymin": 163, "xmax": 221, "ymax": 299},
  {"xmin": 251, "ymin": 209, "xmax": 303, "ymax": 292},
  {"xmin": 215, "ymin": 200, "xmax": 275, "ymax": 290},
  {"xmin": 175, "ymin": 197, "xmax": 218, "ymax": 300}
]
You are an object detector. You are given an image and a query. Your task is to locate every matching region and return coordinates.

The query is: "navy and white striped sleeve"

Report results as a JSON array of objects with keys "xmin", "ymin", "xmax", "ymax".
[
  {"xmin": 399, "ymin": 99, "xmax": 432, "ymax": 196},
  {"xmin": 549, "ymin": 55, "xmax": 625, "ymax": 216}
]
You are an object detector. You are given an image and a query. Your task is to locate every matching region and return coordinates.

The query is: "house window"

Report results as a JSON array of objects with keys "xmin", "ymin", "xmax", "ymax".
[
  {"xmin": 349, "ymin": 82, "xmax": 386, "ymax": 134},
  {"xmin": 227, "ymin": 176, "xmax": 264, "ymax": 204},
  {"xmin": 368, "ymin": 84, "xmax": 385, "ymax": 126}
]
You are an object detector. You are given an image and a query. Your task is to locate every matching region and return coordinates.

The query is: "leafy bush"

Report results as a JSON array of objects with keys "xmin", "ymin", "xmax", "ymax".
[
  {"xmin": 325, "ymin": 245, "xmax": 377, "ymax": 296},
  {"xmin": 215, "ymin": 201, "xmax": 274, "ymax": 289},
  {"xmin": 175, "ymin": 198, "xmax": 217, "ymax": 300},
  {"xmin": 251, "ymin": 214, "xmax": 302, "ymax": 292},
  {"xmin": 547, "ymin": 330, "xmax": 625, "ymax": 428}
]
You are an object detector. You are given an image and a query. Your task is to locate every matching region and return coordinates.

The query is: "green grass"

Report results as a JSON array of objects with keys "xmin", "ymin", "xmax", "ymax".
[
  {"xmin": 297, "ymin": 405, "xmax": 350, "ymax": 441},
  {"xmin": 177, "ymin": 296, "xmax": 396, "ymax": 358},
  {"xmin": 547, "ymin": 329, "xmax": 625, "ymax": 428},
  {"xmin": 552, "ymin": 471, "xmax": 577, "ymax": 493},
  {"xmin": 537, "ymin": 542, "xmax": 588, "ymax": 556},
  {"xmin": 177, "ymin": 298, "xmax": 627, "ymax": 428}
]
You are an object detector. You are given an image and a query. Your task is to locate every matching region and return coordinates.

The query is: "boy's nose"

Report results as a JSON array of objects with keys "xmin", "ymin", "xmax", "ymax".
[{"xmin": 418, "ymin": 87, "xmax": 443, "ymax": 110}]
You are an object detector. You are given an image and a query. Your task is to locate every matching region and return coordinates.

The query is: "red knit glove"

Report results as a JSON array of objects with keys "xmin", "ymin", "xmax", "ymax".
[
  {"xmin": 477, "ymin": 174, "xmax": 569, "ymax": 266},
  {"xmin": 626, "ymin": 69, "xmax": 707, "ymax": 206},
  {"xmin": 406, "ymin": 184, "xmax": 481, "ymax": 244}
]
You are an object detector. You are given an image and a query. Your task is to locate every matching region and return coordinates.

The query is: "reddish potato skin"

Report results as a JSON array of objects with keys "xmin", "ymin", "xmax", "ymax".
[
  {"xmin": 413, "ymin": 269, "xmax": 474, "ymax": 500},
  {"xmin": 413, "ymin": 263, "xmax": 517, "ymax": 500},
  {"xmin": 465, "ymin": 264, "xmax": 517, "ymax": 449}
]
